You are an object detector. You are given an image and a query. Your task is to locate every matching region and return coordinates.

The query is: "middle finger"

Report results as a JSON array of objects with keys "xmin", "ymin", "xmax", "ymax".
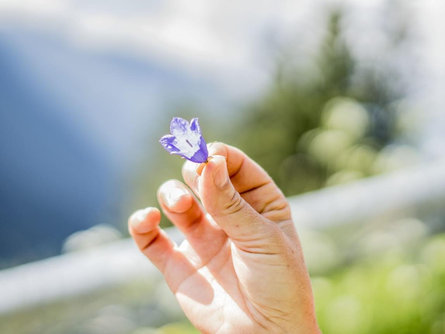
[{"xmin": 157, "ymin": 180, "xmax": 227, "ymax": 266}]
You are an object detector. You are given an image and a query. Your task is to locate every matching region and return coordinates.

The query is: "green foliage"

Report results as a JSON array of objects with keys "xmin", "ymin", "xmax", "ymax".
[
  {"xmin": 132, "ymin": 322, "xmax": 198, "ymax": 334},
  {"xmin": 313, "ymin": 234, "xmax": 445, "ymax": 334}
]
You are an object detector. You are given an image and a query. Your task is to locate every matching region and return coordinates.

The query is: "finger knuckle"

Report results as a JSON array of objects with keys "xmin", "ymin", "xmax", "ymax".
[{"xmin": 223, "ymin": 191, "xmax": 245, "ymax": 215}]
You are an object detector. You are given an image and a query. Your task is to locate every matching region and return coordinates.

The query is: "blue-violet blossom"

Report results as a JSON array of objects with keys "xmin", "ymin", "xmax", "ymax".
[{"xmin": 159, "ymin": 117, "xmax": 209, "ymax": 163}]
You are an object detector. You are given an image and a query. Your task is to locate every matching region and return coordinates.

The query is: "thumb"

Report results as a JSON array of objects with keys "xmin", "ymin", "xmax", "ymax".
[{"xmin": 199, "ymin": 155, "xmax": 280, "ymax": 248}]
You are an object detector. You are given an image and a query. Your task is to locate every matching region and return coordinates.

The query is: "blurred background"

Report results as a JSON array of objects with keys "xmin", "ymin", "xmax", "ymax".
[{"xmin": 0, "ymin": 0, "xmax": 444, "ymax": 333}]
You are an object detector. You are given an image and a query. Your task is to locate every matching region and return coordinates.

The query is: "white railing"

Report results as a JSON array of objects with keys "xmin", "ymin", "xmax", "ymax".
[
  {"xmin": 1, "ymin": 159, "xmax": 445, "ymax": 315},
  {"xmin": 289, "ymin": 158, "xmax": 445, "ymax": 229}
]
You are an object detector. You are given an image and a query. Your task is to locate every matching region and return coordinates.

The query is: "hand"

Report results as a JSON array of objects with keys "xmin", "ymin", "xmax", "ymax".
[{"xmin": 128, "ymin": 142, "xmax": 320, "ymax": 334}]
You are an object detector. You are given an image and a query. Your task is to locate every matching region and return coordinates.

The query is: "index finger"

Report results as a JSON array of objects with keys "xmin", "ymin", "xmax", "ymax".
[
  {"xmin": 210, "ymin": 142, "xmax": 273, "ymax": 193},
  {"xmin": 182, "ymin": 142, "xmax": 272, "ymax": 195}
]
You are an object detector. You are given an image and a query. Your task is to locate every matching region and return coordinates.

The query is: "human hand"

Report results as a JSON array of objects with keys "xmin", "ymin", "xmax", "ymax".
[{"xmin": 129, "ymin": 142, "xmax": 320, "ymax": 334}]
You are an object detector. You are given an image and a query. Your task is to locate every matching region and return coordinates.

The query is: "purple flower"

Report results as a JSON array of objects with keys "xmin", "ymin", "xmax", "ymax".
[{"xmin": 159, "ymin": 117, "xmax": 209, "ymax": 163}]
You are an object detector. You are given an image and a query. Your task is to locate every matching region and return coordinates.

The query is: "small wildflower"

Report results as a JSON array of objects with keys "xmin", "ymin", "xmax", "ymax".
[{"xmin": 159, "ymin": 117, "xmax": 209, "ymax": 163}]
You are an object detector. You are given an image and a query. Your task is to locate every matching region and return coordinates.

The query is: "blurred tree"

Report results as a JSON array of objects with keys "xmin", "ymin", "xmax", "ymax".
[{"xmin": 234, "ymin": 8, "xmax": 409, "ymax": 195}]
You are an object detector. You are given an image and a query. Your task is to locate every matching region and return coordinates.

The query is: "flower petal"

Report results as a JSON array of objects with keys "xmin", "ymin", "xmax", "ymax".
[
  {"xmin": 170, "ymin": 151, "xmax": 191, "ymax": 159},
  {"xmin": 159, "ymin": 134, "xmax": 180, "ymax": 153},
  {"xmin": 189, "ymin": 118, "xmax": 201, "ymax": 133},
  {"xmin": 170, "ymin": 117, "xmax": 189, "ymax": 136},
  {"xmin": 160, "ymin": 117, "xmax": 208, "ymax": 163},
  {"xmin": 189, "ymin": 142, "xmax": 208, "ymax": 163}
]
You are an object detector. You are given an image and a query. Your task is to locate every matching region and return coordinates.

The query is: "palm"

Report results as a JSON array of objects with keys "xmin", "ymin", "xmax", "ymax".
[
  {"xmin": 175, "ymin": 235, "xmax": 294, "ymax": 333},
  {"xmin": 175, "ymin": 239, "xmax": 249, "ymax": 333}
]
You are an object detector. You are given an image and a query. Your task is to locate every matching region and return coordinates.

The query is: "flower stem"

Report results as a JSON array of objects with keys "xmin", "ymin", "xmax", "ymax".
[{"xmin": 196, "ymin": 156, "xmax": 212, "ymax": 176}]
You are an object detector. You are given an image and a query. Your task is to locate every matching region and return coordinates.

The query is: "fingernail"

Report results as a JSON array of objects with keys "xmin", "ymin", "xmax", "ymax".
[
  {"xmin": 212, "ymin": 156, "xmax": 229, "ymax": 189},
  {"xmin": 162, "ymin": 183, "xmax": 189, "ymax": 209},
  {"xmin": 130, "ymin": 208, "xmax": 150, "ymax": 231},
  {"xmin": 184, "ymin": 160, "xmax": 198, "ymax": 176},
  {"xmin": 197, "ymin": 156, "xmax": 213, "ymax": 176},
  {"xmin": 207, "ymin": 142, "xmax": 216, "ymax": 153},
  {"xmin": 208, "ymin": 142, "xmax": 222, "ymax": 155}
]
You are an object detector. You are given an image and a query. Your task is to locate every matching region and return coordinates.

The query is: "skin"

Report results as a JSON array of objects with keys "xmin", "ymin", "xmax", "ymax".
[{"xmin": 128, "ymin": 142, "xmax": 321, "ymax": 334}]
